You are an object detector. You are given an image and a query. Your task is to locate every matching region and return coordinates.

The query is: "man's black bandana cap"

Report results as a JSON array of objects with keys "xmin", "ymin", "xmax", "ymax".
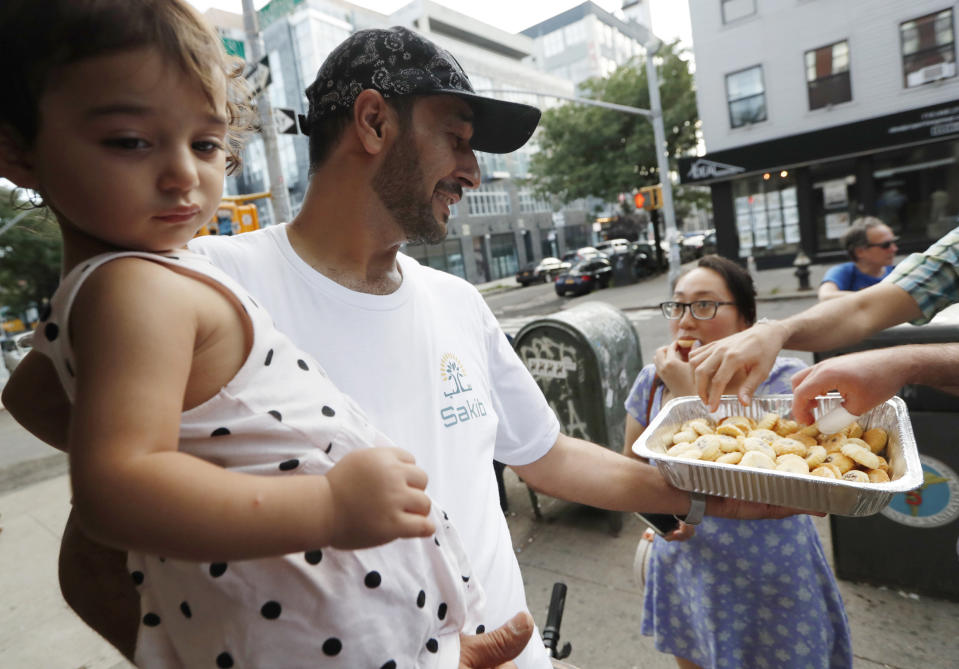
[{"xmin": 298, "ymin": 26, "xmax": 541, "ymax": 154}]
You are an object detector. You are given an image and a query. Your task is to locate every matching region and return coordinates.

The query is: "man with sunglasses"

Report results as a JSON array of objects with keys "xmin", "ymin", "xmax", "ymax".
[
  {"xmin": 818, "ymin": 217, "xmax": 899, "ymax": 301},
  {"xmin": 690, "ymin": 226, "xmax": 959, "ymax": 426}
]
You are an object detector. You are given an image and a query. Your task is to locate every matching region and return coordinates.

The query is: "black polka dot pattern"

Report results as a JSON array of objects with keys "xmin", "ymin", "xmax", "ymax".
[
  {"xmin": 476, "ymin": 624, "xmax": 485, "ymax": 634},
  {"xmin": 131, "ymin": 571, "xmax": 144, "ymax": 585},
  {"xmin": 426, "ymin": 638, "xmax": 439, "ymax": 653},
  {"xmin": 264, "ymin": 349, "xmax": 274, "ymax": 366},
  {"xmin": 321, "ymin": 405, "xmax": 335, "ymax": 417},
  {"xmin": 416, "ymin": 590, "xmax": 426, "ymax": 608},
  {"xmin": 364, "ymin": 571, "xmax": 381, "ymax": 588},
  {"xmin": 268, "ymin": 410, "xmax": 282, "ymax": 421},
  {"xmin": 180, "ymin": 601, "xmax": 192, "ymax": 618},
  {"xmin": 324, "ymin": 442, "xmax": 333, "ymax": 454},
  {"xmin": 211, "ymin": 427, "xmax": 230, "ymax": 437},
  {"xmin": 462, "ymin": 575, "xmax": 470, "ymax": 582},
  {"xmin": 380, "ymin": 662, "xmax": 397, "ymax": 669},
  {"xmin": 209, "ymin": 562, "xmax": 227, "ymax": 578},
  {"xmin": 216, "ymin": 651, "xmax": 234, "ymax": 668},
  {"xmin": 322, "ymin": 638, "xmax": 342, "ymax": 656},
  {"xmin": 143, "ymin": 612, "xmax": 161, "ymax": 627},
  {"xmin": 278, "ymin": 459, "xmax": 299, "ymax": 471},
  {"xmin": 305, "ymin": 550, "xmax": 322, "ymax": 565},
  {"xmin": 260, "ymin": 601, "xmax": 281, "ymax": 619},
  {"xmin": 297, "ymin": 359, "xmax": 309, "ymax": 371},
  {"xmin": 437, "ymin": 602, "xmax": 447, "ymax": 620},
  {"xmin": 44, "ymin": 323, "xmax": 59, "ymax": 341}
]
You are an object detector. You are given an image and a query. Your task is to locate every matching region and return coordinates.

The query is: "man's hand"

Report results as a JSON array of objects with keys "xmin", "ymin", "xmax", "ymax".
[
  {"xmin": 688, "ymin": 321, "xmax": 789, "ymax": 410},
  {"xmin": 706, "ymin": 496, "xmax": 814, "ymax": 520},
  {"xmin": 459, "ymin": 612, "xmax": 534, "ymax": 669},
  {"xmin": 326, "ymin": 447, "xmax": 435, "ymax": 549},
  {"xmin": 790, "ymin": 348, "xmax": 910, "ymax": 425}
]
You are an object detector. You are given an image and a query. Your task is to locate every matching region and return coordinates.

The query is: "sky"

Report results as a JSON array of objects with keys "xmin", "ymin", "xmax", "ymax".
[{"xmin": 189, "ymin": 0, "xmax": 692, "ymax": 46}]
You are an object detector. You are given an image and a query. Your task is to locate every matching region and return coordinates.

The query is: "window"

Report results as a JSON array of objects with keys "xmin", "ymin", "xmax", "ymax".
[
  {"xmin": 563, "ymin": 21, "xmax": 586, "ymax": 46},
  {"xmin": 518, "ymin": 190, "xmax": 550, "ymax": 213},
  {"xmin": 901, "ymin": 9, "xmax": 956, "ymax": 88},
  {"xmin": 806, "ymin": 40, "xmax": 852, "ymax": 110},
  {"xmin": 726, "ymin": 65, "xmax": 766, "ymax": 128},
  {"xmin": 722, "ymin": 0, "xmax": 756, "ymax": 24},
  {"xmin": 465, "ymin": 184, "xmax": 511, "ymax": 216},
  {"xmin": 543, "ymin": 31, "xmax": 564, "ymax": 58}
]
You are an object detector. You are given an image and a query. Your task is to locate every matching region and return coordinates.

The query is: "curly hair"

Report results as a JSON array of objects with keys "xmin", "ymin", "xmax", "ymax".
[
  {"xmin": 841, "ymin": 216, "xmax": 887, "ymax": 261},
  {"xmin": 0, "ymin": 0, "xmax": 255, "ymax": 175}
]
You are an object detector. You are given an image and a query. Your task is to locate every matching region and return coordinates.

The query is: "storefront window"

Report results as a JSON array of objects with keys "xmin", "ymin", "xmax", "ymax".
[
  {"xmin": 732, "ymin": 173, "xmax": 799, "ymax": 258},
  {"xmin": 872, "ymin": 140, "xmax": 959, "ymax": 245},
  {"xmin": 563, "ymin": 224, "xmax": 589, "ymax": 251},
  {"xmin": 403, "ymin": 239, "xmax": 466, "ymax": 279},
  {"xmin": 488, "ymin": 233, "xmax": 519, "ymax": 280}
]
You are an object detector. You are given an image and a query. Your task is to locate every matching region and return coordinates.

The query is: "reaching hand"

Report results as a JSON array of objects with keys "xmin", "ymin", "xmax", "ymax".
[
  {"xmin": 459, "ymin": 612, "xmax": 534, "ymax": 669},
  {"xmin": 790, "ymin": 349, "xmax": 908, "ymax": 426},
  {"xmin": 689, "ymin": 322, "xmax": 789, "ymax": 410},
  {"xmin": 325, "ymin": 447, "xmax": 435, "ymax": 549},
  {"xmin": 662, "ymin": 522, "xmax": 696, "ymax": 542}
]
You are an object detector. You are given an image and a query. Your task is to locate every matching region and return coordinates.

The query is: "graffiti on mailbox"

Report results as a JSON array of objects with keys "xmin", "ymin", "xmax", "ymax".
[{"xmin": 516, "ymin": 333, "xmax": 593, "ymax": 441}]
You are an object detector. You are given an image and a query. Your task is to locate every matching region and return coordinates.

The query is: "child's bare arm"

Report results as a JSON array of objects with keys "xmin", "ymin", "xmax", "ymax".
[
  {"xmin": 69, "ymin": 260, "xmax": 434, "ymax": 561},
  {"xmin": 2, "ymin": 351, "xmax": 71, "ymax": 450}
]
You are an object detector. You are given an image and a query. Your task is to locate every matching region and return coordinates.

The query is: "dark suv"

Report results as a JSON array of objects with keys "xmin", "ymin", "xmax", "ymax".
[{"xmin": 554, "ymin": 258, "xmax": 613, "ymax": 296}]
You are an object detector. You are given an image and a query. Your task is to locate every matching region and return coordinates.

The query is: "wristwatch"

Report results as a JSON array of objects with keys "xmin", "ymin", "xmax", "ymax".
[{"xmin": 675, "ymin": 491, "xmax": 707, "ymax": 526}]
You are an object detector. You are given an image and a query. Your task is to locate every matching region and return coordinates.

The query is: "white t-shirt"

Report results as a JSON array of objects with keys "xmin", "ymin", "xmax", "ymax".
[{"xmin": 190, "ymin": 225, "xmax": 560, "ymax": 668}]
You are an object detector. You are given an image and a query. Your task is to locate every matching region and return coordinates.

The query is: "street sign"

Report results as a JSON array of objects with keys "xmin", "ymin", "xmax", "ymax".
[
  {"xmin": 243, "ymin": 55, "xmax": 272, "ymax": 97},
  {"xmin": 273, "ymin": 107, "xmax": 297, "ymax": 135}
]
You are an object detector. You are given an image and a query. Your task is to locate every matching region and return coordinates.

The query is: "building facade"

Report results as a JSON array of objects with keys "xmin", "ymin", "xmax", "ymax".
[{"xmin": 679, "ymin": 0, "xmax": 959, "ymax": 268}]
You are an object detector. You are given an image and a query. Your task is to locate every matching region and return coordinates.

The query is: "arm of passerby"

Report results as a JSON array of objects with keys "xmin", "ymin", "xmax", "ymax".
[
  {"xmin": 2, "ymin": 350, "xmax": 71, "ymax": 450},
  {"xmin": 512, "ymin": 433, "xmax": 808, "ymax": 520},
  {"xmin": 69, "ymin": 260, "xmax": 434, "ymax": 560},
  {"xmin": 791, "ymin": 344, "xmax": 959, "ymax": 425},
  {"xmin": 459, "ymin": 611, "xmax": 534, "ymax": 669},
  {"xmin": 622, "ymin": 415, "xmax": 645, "ymax": 458},
  {"xmin": 689, "ymin": 282, "xmax": 921, "ymax": 410}
]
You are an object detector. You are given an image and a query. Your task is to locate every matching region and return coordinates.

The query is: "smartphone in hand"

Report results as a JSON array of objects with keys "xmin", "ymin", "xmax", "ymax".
[{"xmin": 634, "ymin": 512, "xmax": 681, "ymax": 537}]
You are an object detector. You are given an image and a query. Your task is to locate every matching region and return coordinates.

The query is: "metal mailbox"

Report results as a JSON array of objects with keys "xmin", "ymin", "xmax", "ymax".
[{"xmin": 513, "ymin": 301, "xmax": 642, "ymax": 533}]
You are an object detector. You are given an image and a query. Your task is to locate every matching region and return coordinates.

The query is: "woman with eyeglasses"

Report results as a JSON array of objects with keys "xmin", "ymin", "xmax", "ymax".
[
  {"xmin": 622, "ymin": 255, "xmax": 852, "ymax": 669},
  {"xmin": 819, "ymin": 216, "xmax": 899, "ymax": 301}
]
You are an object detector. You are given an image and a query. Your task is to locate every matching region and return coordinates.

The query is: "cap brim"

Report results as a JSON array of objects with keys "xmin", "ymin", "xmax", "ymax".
[{"xmin": 437, "ymin": 91, "xmax": 541, "ymax": 154}]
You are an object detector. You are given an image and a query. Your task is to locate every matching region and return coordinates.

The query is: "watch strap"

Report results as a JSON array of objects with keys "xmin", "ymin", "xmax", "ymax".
[{"xmin": 675, "ymin": 491, "xmax": 707, "ymax": 526}]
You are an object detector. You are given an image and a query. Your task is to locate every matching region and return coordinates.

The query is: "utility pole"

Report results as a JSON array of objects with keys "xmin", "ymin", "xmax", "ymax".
[{"xmin": 241, "ymin": 0, "xmax": 292, "ymax": 225}]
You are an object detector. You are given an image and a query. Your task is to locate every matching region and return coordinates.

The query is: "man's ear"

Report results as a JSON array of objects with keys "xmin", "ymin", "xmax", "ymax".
[
  {"xmin": 352, "ymin": 89, "xmax": 393, "ymax": 155},
  {"xmin": 0, "ymin": 126, "xmax": 40, "ymax": 190}
]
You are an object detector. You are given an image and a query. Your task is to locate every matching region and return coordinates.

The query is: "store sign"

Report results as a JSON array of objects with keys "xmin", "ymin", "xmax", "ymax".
[{"xmin": 679, "ymin": 100, "xmax": 959, "ymax": 184}]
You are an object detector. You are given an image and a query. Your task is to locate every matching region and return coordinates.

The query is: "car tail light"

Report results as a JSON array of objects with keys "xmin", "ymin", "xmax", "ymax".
[{"xmin": 581, "ymin": 275, "xmax": 591, "ymax": 281}]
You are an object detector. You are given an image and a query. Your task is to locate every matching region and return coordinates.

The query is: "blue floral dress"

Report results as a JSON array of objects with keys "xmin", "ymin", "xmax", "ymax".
[{"xmin": 625, "ymin": 357, "xmax": 852, "ymax": 668}]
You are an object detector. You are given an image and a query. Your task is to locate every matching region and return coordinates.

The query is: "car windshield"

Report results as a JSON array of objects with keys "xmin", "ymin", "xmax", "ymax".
[{"xmin": 570, "ymin": 261, "xmax": 594, "ymax": 272}]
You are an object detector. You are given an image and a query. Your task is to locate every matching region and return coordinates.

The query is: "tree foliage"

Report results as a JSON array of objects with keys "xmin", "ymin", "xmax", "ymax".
[
  {"xmin": 529, "ymin": 40, "xmax": 700, "ymax": 207},
  {"xmin": 0, "ymin": 189, "xmax": 61, "ymax": 315}
]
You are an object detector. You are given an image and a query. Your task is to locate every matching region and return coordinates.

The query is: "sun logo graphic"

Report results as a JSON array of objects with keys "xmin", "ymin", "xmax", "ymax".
[{"xmin": 440, "ymin": 353, "xmax": 472, "ymax": 398}]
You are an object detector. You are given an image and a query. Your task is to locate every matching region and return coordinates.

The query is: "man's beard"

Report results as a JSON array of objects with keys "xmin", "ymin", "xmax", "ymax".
[{"xmin": 372, "ymin": 129, "xmax": 452, "ymax": 246}]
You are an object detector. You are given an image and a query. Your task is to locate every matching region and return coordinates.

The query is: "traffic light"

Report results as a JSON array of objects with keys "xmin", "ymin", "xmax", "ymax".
[
  {"xmin": 633, "ymin": 192, "xmax": 645, "ymax": 209},
  {"xmin": 639, "ymin": 184, "xmax": 663, "ymax": 210}
]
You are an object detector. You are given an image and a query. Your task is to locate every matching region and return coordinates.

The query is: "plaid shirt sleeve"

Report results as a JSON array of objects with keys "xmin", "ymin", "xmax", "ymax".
[{"xmin": 884, "ymin": 226, "xmax": 959, "ymax": 324}]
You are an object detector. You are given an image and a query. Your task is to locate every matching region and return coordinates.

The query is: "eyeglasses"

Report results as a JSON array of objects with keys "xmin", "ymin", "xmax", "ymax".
[
  {"xmin": 659, "ymin": 300, "xmax": 736, "ymax": 320},
  {"xmin": 865, "ymin": 237, "xmax": 899, "ymax": 249}
]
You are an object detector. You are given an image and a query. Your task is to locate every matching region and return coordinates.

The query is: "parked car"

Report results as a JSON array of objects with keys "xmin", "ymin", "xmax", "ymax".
[
  {"xmin": 630, "ymin": 241, "xmax": 659, "ymax": 278},
  {"xmin": 515, "ymin": 257, "xmax": 570, "ymax": 286},
  {"xmin": 561, "ymin": 246, "xmax": 604, "ymax": 264},
  {"xmin": 554, "ymin": 258, "xmax": 613, "ymax": 296},
  {"xmin": 595, "ymin": 238, "xmax": 630, "ymax": 256},
  {"xmin": 681, "ymin": 233, "xmax": 707, "ymax": 261},
  {"xmin": 1, "ymin": 331, "xmax": 33, "ymax": 372}
]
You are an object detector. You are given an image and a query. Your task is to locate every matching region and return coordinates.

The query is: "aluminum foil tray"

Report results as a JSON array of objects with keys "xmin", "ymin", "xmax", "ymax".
[{"xmin": 632, "ymin": 393, "xmax": 922, "ymax": 516}]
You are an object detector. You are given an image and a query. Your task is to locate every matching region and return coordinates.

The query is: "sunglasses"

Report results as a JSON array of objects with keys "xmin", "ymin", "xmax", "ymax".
[{"xmin": 865, "ymin": 237, "xmax": 899, "ymax": 249}]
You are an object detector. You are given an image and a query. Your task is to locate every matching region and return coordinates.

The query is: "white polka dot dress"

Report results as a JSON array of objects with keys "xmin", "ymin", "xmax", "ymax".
[{"xmin": 34, "ymin": 251, "xmax": 486, "ymax": 668}]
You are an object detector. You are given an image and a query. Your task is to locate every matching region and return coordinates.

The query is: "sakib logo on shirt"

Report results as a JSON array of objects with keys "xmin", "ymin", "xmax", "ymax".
[{"xmin": 439, "ymin": 352, "xmax": 488, "ymax": 427}]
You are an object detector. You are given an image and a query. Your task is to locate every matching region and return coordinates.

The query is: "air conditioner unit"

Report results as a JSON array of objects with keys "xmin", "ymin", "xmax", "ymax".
[{"xmin": 907, "ymin": 61, "xmax": 957, "ymax": 86}]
